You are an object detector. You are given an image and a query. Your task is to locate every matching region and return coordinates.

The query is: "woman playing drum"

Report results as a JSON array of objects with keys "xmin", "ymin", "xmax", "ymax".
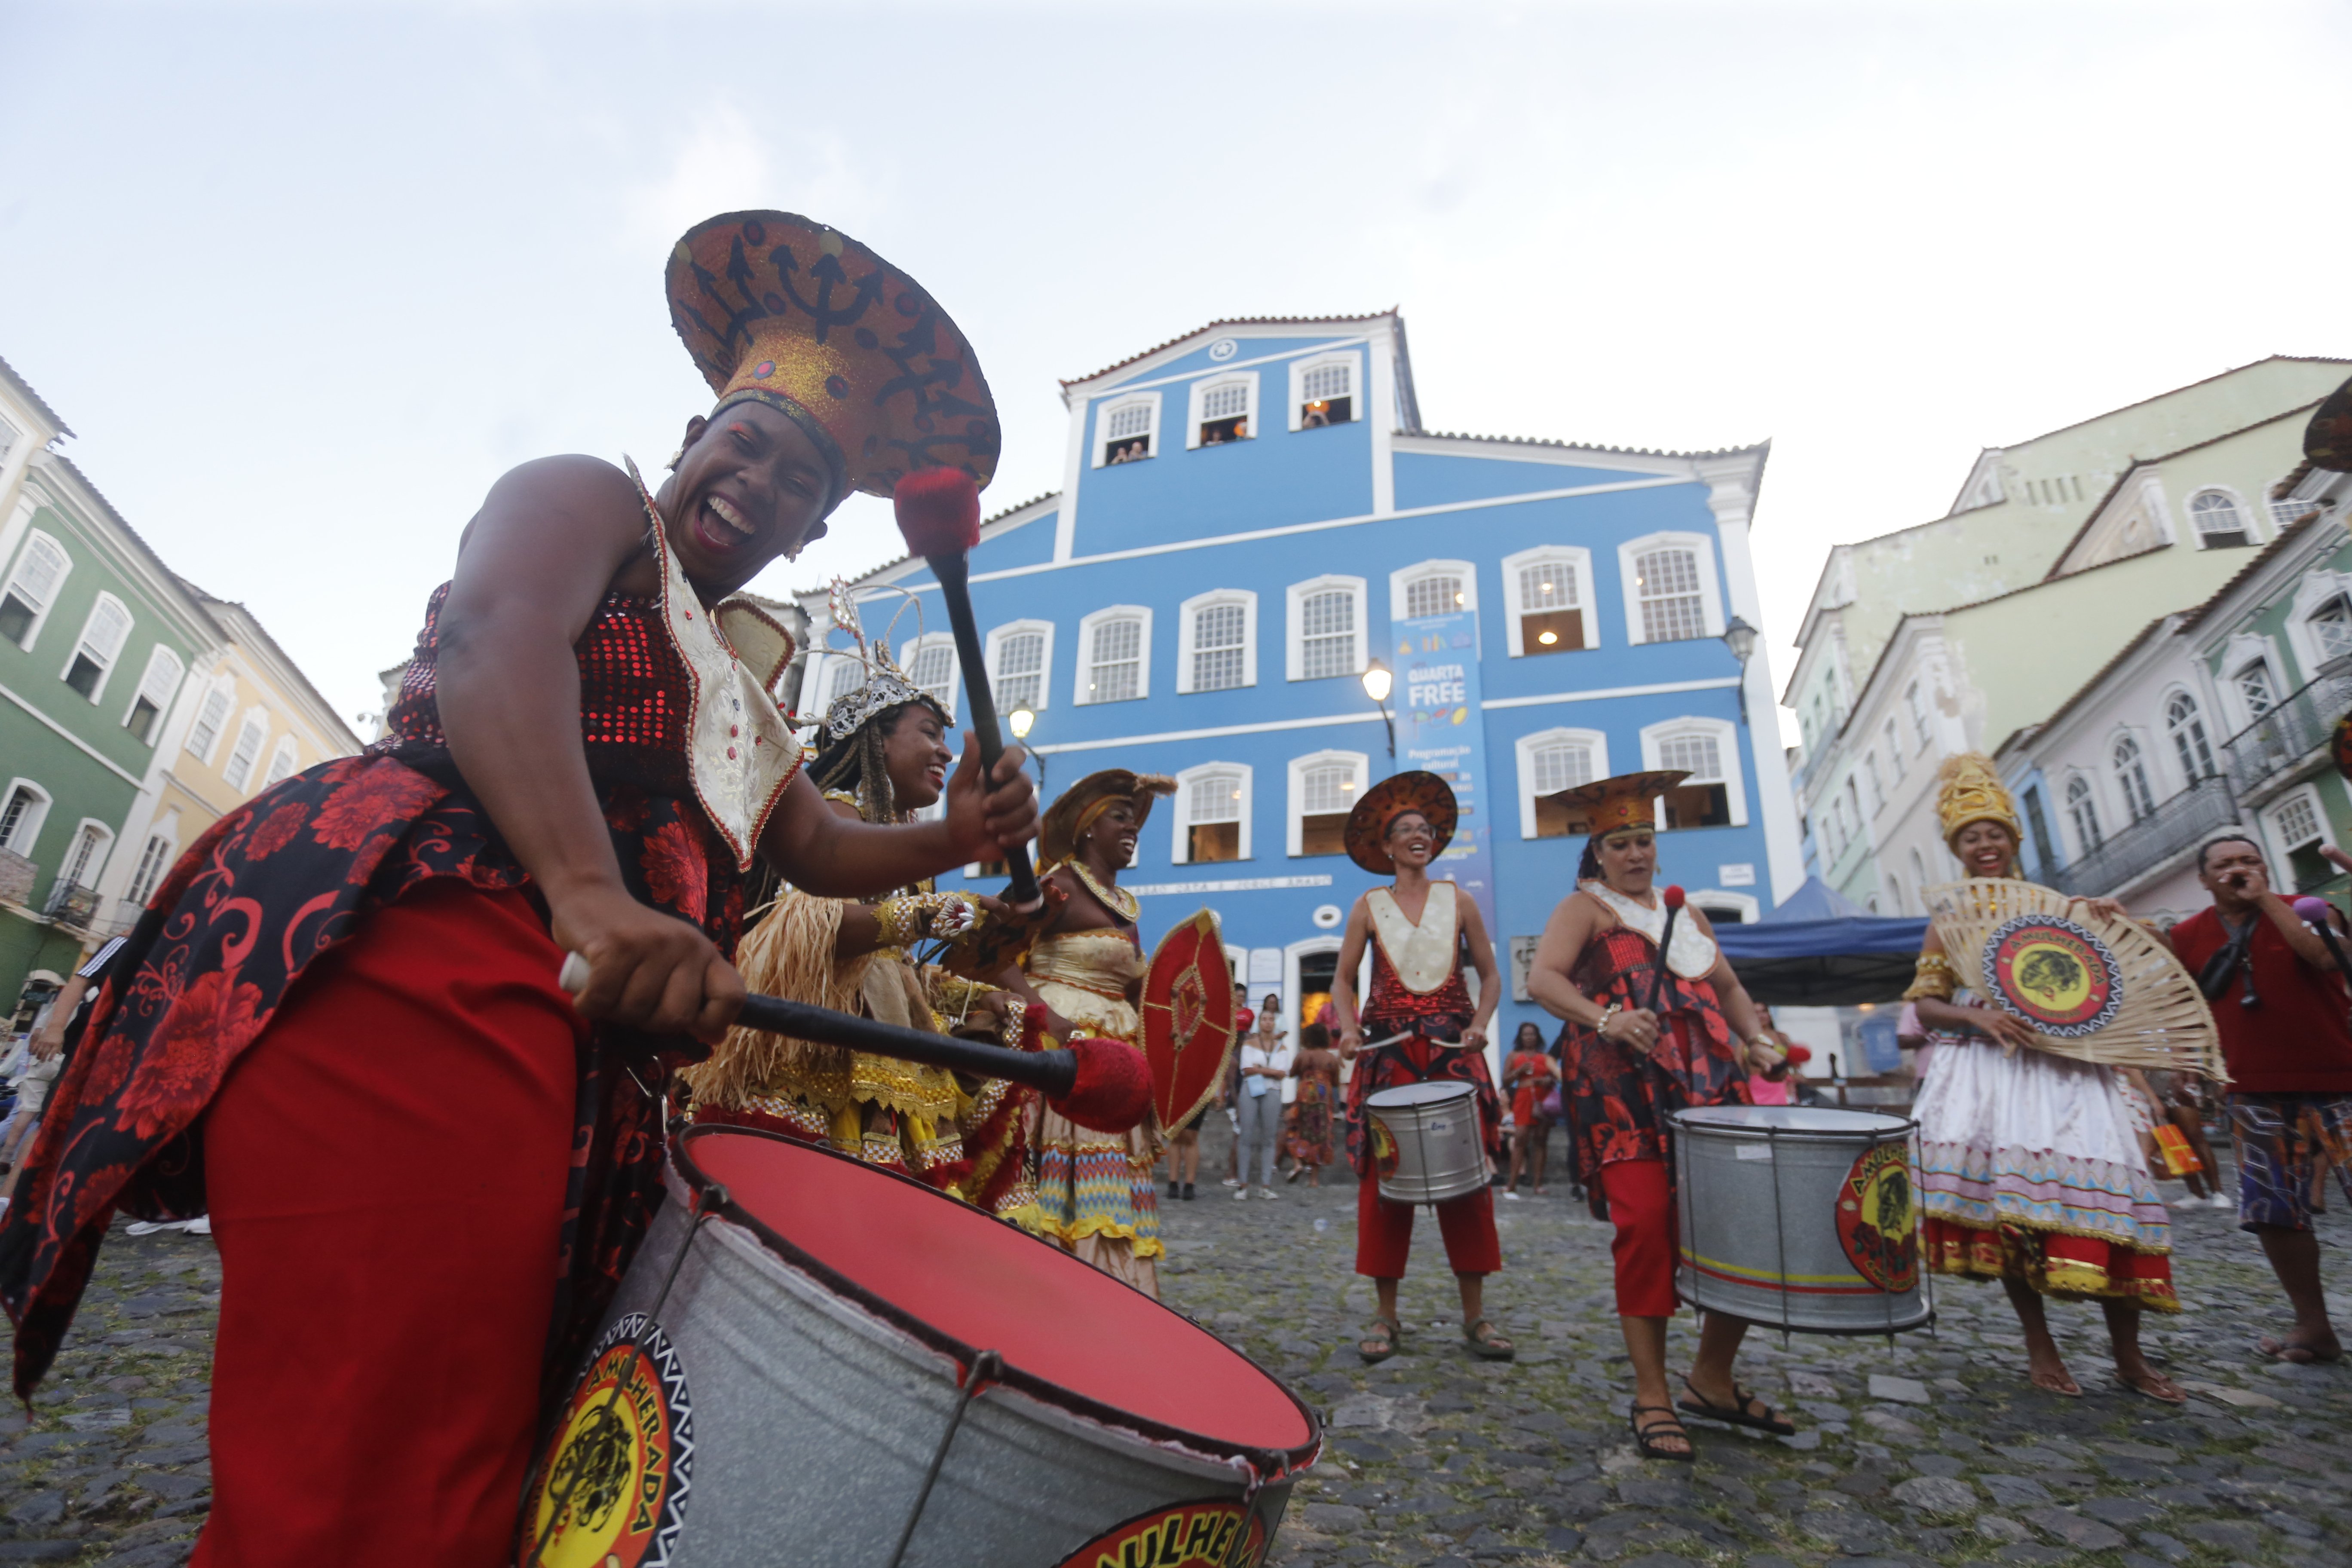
[
  {"xmin": 1526, "ymin": 770, "xmax": 1792, "ymax": 1461},
  {"xmin": 1329, "ymin": 771, "xmax": 1513, "ymax": 1364},
  {"xmin": 0, "ymin": 212, "xmax": 1038, "ymax": 1567},
  {"xmin": 1904, "ymin": 754, "xmax": 2182, "ymax": 1401}
]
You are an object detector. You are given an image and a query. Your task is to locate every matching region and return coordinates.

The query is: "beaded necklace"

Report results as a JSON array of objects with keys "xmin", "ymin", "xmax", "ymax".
[{"xmin": 1069, "ymin": 859, "xmax": 1139, "ymax": 925}]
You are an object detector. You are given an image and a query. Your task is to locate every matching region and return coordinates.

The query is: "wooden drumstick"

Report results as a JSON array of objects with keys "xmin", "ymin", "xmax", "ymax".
[
  {"xmin": 556, "ymin": 953, "xmax": 1152, "ymax": 1132},
  {"xmin": 1644, "ymin": 884, "xmax": 1687, "ymax": 1015},
  {"xmin": 894, "ymin": 468, "xmax": 1043, "ymax": 913}
]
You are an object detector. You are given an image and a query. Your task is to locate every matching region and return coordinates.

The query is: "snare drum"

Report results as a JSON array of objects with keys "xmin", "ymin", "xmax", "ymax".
[
  {"xmin": 1670, "ymin": 1104, "xmax": 1930, "ymax": 1335},
  {"xmin": 520, "ymin": 1125, "xmax": 1319, "ymax": 1568},
  {"xmin": 1363, "ymin": 1081, "xmax": 1486, "ymax": 1205}
]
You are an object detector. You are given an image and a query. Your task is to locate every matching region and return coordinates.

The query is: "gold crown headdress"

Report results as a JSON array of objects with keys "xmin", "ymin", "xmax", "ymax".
[{"xmin": 1934, "ymin": 752, "xmax": 2022, "ymax": 851}]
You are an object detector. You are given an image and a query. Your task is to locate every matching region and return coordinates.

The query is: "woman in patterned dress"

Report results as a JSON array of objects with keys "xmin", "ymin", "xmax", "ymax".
[
  {"xmin": 0, "ymin": 212, "xmax": 1037, "ymax": 1568},
  {"xmin": 1528, "ymin": 770, "xmax": 1792, "ymax": 1461},
  {"xmin": 1283, "ymin": 1021, "xmax": 1342, "ymax": 1183}
]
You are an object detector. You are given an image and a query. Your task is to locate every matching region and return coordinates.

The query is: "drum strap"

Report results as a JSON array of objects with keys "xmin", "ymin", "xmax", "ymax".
[{"xmin": 887, "ymin": 1348, "xmax": 1004, "ymax": 1568}]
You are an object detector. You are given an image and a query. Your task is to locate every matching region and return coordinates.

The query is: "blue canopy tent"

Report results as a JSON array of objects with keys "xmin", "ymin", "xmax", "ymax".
[{"xmin": 1713, "ymin": 877, "xmax": 1929, "ymax": 1006}]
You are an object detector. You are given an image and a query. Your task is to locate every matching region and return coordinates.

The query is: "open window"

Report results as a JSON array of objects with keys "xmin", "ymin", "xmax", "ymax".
[
  {"xmin": 123, "ymin": 645, "xmax": 184, "ymax": 744},
  {"xmin": 2188, "ymin": 490, "xmax": 2252, "ymax": 548},
  {"xmin": 0, "ymin": 533, "xmax": 70, "ymax": 649},
  {"xmin": 1503, "ymin": 547, "xmax": 1592, "ymax": 656},
  {"xmin": 1175, "ymin": 763, "xmax": 1252, "ymax": 864},
  {"xmin": 1096, "ymin": 394, "xmax": 1159, "ymax": 467},
  {"xmin": 1290, "ymin": 354, "xmax": 1357, "ymax": 429},
  {"xmin": 1188, "ymin": 373, "xmax": 1258, "ymax": 449},
  {"xmin": 2266, "ymin": 787, "xmax": 2333, "ymax": 892},
  {"xmin": 1642, "ymin": 719, "xmax": 1746, "ymax": 829},
  {"xmin": 1516, "ymin": 726, "xmax": 1608, "ymax": 838},
  {"xmin": 61, "ymin": 594, "xmax": 132, "ymax": 701},
  {"xmin": 1288, "ymin": 750, "xmax": 1366, "ymax": 857}
]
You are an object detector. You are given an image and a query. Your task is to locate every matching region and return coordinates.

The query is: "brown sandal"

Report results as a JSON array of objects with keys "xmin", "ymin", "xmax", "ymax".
[
  {"xmin": 1357, "ymin": 1316, "xmax": 1401, "ymax": 1364},
  {"xmin": 1464, "ymin": 1317, "xmax": 1515, "ymax": 1361},
  {"xmin": 1629, "ymin": 1403, "xmax": 1693, "ymax": 1461}
]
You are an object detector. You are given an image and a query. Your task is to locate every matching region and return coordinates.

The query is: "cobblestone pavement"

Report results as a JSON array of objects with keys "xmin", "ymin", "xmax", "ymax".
[
  {"xmin": 0, "ymin": 1125, "xmax": 2345, "ymax": 1567},
  {"xmin": 1168, "ymin": 1121, "xmax": 2352, "ymax": 1568}
]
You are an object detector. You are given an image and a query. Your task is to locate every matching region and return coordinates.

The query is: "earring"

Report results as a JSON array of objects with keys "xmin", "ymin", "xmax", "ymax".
[{"xmin": 665, "ymin": 447, "xmax": 684, "ymax": 472}]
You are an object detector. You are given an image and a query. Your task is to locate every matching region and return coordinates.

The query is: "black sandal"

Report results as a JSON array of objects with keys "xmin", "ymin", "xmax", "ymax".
[
  {"xmin": 1357, "ymin": 1316, "xmax": 1401, "ymax": 1364},
  {"xmin": 1676, "ymin": 1375, "xmax": 1796, "ymax": 1435},
  {"xmin": 1464, "ymin": 1317, "xmax": 1515, "ymax": 1361},
  {"xmin": 1629, "ymin": 1403, "xmax": 1694, "ymax": 1461}
]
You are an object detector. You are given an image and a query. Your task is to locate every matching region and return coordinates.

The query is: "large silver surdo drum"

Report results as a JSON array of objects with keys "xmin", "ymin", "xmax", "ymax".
[
  {"xmin": 1364, "ymin": 1081, "xmax": 1486, "ymax": 1205},
  {"xmin": 520, "ymin": 1126, "xmax": 1319, "ymax": 1568},
  {"xmin": 1670, "ymin": 1104, "xmax": 1931, "ymax": 1335}
]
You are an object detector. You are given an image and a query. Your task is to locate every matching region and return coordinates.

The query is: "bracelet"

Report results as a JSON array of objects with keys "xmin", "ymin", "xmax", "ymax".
[
  {"xmin": 873, "ymin": 891, "xmax": 984, "ymax": 950},
  {"xmin": 1596, "ymin": 1002, "xmax": 1623, "ymax": 1035}
]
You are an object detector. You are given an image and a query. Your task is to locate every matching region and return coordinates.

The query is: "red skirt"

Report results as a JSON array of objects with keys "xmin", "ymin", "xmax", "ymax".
[{"xmin": 1923, "ymin": 1217, "xmax": 2176, "ymax": 1308}]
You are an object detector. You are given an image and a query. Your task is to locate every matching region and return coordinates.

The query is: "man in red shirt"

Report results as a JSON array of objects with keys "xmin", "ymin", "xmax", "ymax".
[{"xmin": 2165, "ymin": 833, "xmax": 2352, "ymax": 1363}]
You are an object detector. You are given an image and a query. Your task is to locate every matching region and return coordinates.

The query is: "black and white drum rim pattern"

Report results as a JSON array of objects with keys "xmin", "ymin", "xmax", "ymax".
[
  {"xmin": 522, "ymin": 1312, "xmax": 696, "ymax": 1568},
  {"xmin": 1978, "ymin": 913, "xmax": 2125, "ymax": 1038}
]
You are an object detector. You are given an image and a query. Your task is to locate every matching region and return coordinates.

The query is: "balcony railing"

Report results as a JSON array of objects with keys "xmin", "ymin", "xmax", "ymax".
[
  {"xmin": 2224, "ymin": 664, "xmax": 2352, "ymax": 799},
  {"xmin": 40, "ymin": 878, "xmax": 101, "ymax": 931},
  {"xmin": 0, "ymin": 850, "xmax": 33, "ymax": 909},
  {"xmin": 2048, "ymin": 774, "xmax": 2237, "ymax": 899}
]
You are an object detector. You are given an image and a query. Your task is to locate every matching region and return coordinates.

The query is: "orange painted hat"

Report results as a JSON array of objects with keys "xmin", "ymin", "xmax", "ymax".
[
  {"xmin": 666, "ymin": 211, "xmax": 1000, "ymax": 510},
  {"xmin": 1544, "ymin": 769, "xmax": 1690, "ymax": 839},
  {"xmin": 1344, "ymin": 770, "xmax": 1458, "ymax": 874}
]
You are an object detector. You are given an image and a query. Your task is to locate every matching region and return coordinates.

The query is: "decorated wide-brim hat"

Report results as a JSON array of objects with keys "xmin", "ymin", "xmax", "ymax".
[
  {"xmin": 2306, "ymin": 374, "xmax": 2352, "ymax": 473},
  {"xmin": 1041, "ymin": 770, "xmax": 1176, "ymax": 867},
  {"xmin": 667, "ymin": 211, "xmax": 1000, "ymax": 508},
  {"xmin": 1544, "ymin": 769, "xmax": 1690, "ymax": 841},
  {"xmin": 1344, "ymin": 770, "xmax": 1458, "ymax": 874}
]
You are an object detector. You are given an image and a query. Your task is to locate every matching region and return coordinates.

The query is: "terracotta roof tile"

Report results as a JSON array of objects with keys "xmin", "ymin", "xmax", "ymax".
[{"xmin": 1061, "ymin": 312, "xmax": 1396, "ymax": 387}]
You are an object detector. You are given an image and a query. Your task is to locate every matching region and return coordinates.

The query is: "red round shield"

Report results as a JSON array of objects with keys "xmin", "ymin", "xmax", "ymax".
[{"xmin": 1140, "ymin": 911, "xmax": 1238, "ymax": 1132}]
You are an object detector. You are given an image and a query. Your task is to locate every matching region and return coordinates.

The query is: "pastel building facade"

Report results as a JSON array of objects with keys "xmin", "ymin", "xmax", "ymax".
[{"xmin": 804, "ymin": 313, "xmax": 1803, "ymax": 1062}]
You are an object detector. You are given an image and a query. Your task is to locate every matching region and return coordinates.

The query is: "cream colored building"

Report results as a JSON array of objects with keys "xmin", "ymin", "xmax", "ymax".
[{"xmin": 93, "ymin": 594, "xmax": 362, "ymax": 934}]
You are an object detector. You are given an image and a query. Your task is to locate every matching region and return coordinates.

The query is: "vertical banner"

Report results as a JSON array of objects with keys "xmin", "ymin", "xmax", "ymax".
[{"xmin": 1393, "ymin": 609, "xmax": 1502, "ymax": 1081}]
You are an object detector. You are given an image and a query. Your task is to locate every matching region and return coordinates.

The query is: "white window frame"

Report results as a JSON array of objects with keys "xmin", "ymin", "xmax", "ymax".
[
  {"xmin": 1687, "ymin": 889, "xmax": 1761, "ymax": 925},
  {"xmin": 1499, "ymin": 545, "xmax": 1599, "ymax": 656},
  {"xmin": 1514, "ymin": 726, "xmax": 1611, "ymax": 839},
  {"xmin": 1286, "ymin": 748, "xmax": 1369, "ymax": 858},
  {"xmin": 897, "ymin": 631, "xmax": 961, "ymax": 724},
  {"xmin": 1881, "ymin": 718, "xmax": 1906, "ymax": 780},
  {"xmin": 126, "ymin": 818, "xmax": 179, "ymax": 907},
  {"xmin": 121, "ymin": 644, "xmax": 185, "ymax": 742},
  {"xmin": 1284, "ymin": 575, "xmax": 1368, "ymax": 683},
  {"xmin": 58, "ymin": 591, "xmax": 134, "ymax": 704},
  {"xmin": 804, "ymin": 647, "xmax": 870, "ymax": 722},
  {"xmin": 1075, "ymin": 605, "xmax": 1153, "ymax": 706},
  {"xmin": 1185, "ymin": 371, "xmax": 1260, "ymax": 450},
  {"xmin": 220, "ymin": 708, "xmax": 272, "ymax": 792},
  {"xmin": 1639, "ymin": 716, "xmax": 1749, "ymax": 827},
  {"xmin": 2062, "ymin": 771, "xmax": 2102, "ymax": 858},
  {"xmin": 1171, "ymin": 761, "xmax": 1254, "ymax": 865},
  {"xmin": 2283, "ymin": 567, "xmax": 2352, "ymax": 675},
  {"xmin": 1286, "ymin": 351, "xmax": 1363, "ymax": 432},
  {"xmin": 983, "ymin": 619, "xmax": 1055, "ymax": 715},
  {"xmin": 1091, "ymin": 392, "xmax": 1162, "ymax": 469},
  {"xmin": 2185, "ymin": 486, "xmax": 2257, "ymax": 549},
  {"xmin": 2108, "ymin": 729, "xmax": 2157, "ymax": 823},
  {"xmin": 2217, "ymin": 632, "xmax": 2285, "ymax": 730},
  {"xmin": 1909, "ymin": 848, "xmax": 1929, "ymax": 909},
  {"xmin": 1175, "ymin": 590, "xmax": 1258, "ymax": 695},
  {"xmin": 58, "ymin": 819, "xmax": 113, "ymax": 890},
  {"xmin": 184, "ymin": 676, "xmax": 236, "ymax": 765},
  {"xmin": 263, "ymin": 734, "xmax": 303, "ymax": 789},
  {"xmin": 2162, "ymin": 687, "xmax": 2216, "ymax": 785},
  {"xmin": 0, "ymin": 778, "xmax": 53, "ymax": 859},
  {"xmin": 2262, "ymin": 783, "xmax": 2331, "ymax": 875},
  {"xmin": 1617, "ymin": 531, "xmax": 1724, "ymax": 647},
  {"xmin": 0, "ymin": 530, "xmax": 72, "ymax": 651},
  {"xmin": 1388, "ymin": 559, "xmax": 1479, "ymax": 625}
]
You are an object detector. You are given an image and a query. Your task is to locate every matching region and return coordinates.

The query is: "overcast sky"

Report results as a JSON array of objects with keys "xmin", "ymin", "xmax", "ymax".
[{"xmin": 5, "ymin": 1, "xmax": 2347, "ymax": 745}]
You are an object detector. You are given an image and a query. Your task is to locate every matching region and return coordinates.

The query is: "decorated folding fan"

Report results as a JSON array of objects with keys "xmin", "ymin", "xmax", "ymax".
[
  {"xmin": 1923, "ymin": 879, "xmax": 2226, "ymax": 1080},
  {"xmin": 1139, "ymin": 910, "xmax": 1239, "ymax": 1131}
]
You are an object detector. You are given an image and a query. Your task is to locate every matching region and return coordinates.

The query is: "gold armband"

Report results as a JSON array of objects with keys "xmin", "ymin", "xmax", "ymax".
[
  {"xmin": 873, "ymin": 891, "xmax": 984, "ymax": 951},
  {"xmin": 1901, "ymin": 951, "xmax": 1959, "ymax": 1002}
]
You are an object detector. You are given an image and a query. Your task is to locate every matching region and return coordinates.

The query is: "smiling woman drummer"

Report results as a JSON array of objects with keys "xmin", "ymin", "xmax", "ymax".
[
  {"xmin": 0, "ymin": 211, "xmax": 1036, "ymax": 1568},
  {"xmin": 1525, "ymin": 771, "xmax": 1792, "ymax": 1462}
]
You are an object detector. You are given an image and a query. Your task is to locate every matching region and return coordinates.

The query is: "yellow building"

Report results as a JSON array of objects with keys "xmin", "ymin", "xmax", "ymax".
[{"xmin": 91, "ymin": 594, "xmax": 362, "ymax": 936}]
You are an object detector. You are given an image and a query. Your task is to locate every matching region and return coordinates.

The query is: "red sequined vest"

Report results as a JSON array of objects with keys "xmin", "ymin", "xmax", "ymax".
[
  {"xmin": 1362, "ymin": 940, "xmax": 1475, "ymax": 1037},
  {"xmin": 373, "ymin": 583, "xmax": 694, "ymax": 798}
]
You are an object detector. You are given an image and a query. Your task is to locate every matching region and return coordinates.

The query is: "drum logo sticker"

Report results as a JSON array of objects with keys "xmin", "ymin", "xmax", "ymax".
[
  {"xmin": 1835, "ymin": 1143, "xmax": 1918, "ymax": 1293},
  {"xmin": 520, "ymin": 1312, "xmax": 694, "ymax": 1568},
  {"xmin": 1369, "ymin": 1117, "xmax": 1400, "ymax": 1180},
  {"xmin": 1054, "ymin": 1499, "xmax": 1268, "ymax": 1568},
  {"xmin": 1980, "ymin": 914, "xmax": 2123, "ymax": 1037}
]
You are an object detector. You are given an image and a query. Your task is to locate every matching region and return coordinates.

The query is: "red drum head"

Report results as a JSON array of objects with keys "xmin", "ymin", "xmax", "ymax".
[{"xmin": 680, "ymin": 1126, "xmax": 1317, "ymax": 1461}]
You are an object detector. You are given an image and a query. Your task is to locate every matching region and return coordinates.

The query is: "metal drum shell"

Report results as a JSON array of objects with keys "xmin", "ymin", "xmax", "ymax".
[
  {"xmin": 1365, "ymin": 1081, "xmax": 1486, "ymax": 1206},
  {"xmin": 1670, "ymin": 1104, "xmax": 1932, "ymax": 1336},
  {"xmin": 574, "ymin": 1133, "xmax": 1314, "ymax": 1568}
]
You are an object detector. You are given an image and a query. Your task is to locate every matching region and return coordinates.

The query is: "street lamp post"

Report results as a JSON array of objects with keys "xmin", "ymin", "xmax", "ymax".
[
  {"xmin": 1008, "ymin": 704, "xmax": 1044, "ymax": 793},
  {"xmin": 1361, "ymin": 659, "xmax": 1395, "ymax": 762},
  {"xmin": 1721, "ymin": 615, "xmax": 1759, "ymax": 726}
]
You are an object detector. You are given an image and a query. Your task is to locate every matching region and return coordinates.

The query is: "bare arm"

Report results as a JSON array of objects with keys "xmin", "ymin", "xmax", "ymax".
[
  {"xmin": 760, "ymin": 734, "xmax": 1034, "ymax": 901},
  {"xmin": 1526, "ymin": 890, "xmax": 1660, "ymax": 1054},
  {"xmin": 29, "ymin": 975, "xmax": 88, "ymax": 1059},
  {"xmin": 1331, "ymin": 895, "xmax": 1371, "ymax": 1056},
  {"xmin": 1689, "ymin": 906, "xmax": 1777, "ymax": 1072},
  {"xmin": 1908, "ymin": 923, "xmax": 2038, "ymax": 1051},
  {"xmin": 1457, "ymin": 892, "xmax": 1502, "ymax": 1049}
]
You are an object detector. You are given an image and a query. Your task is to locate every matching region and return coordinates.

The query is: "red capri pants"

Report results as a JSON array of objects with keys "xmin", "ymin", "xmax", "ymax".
[
  {"xmin": 193, "ymin": 881, "xmax": 583, "ymax": 1568},
  {"xmin": 1355, "ymin": 1177, "xmax": 1502, "ymax": 1278},
  {"xmin": 1602, "ymin": 1158, "xmax": 1678, "ymax": 1317}
]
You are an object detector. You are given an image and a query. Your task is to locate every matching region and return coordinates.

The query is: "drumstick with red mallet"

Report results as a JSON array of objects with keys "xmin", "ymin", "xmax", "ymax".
[
  {"xmin": 1644, "ymin": 884, "xmax": 1687, "ymax": 1015},
  {"xmin": 557, "ymin": 954, "xmax": 1151, "ymax": 1132},
  {"xmin": 893, "ymin": 466, "xmax": 1044, "ymax": 914}
]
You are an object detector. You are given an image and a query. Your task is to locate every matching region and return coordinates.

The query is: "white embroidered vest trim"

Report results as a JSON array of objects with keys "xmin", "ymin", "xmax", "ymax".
[
  {"xmin": 1581, "ymin": 881, "xmax": 1718, "ymax": 979},
  {"xmin": 1367, "ymin": 883, "xmax": 1459, "ymax": 995}
]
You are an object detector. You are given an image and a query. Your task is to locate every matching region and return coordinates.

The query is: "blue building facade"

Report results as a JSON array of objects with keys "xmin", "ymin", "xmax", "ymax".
[{"xmin": 803, "ymin": 314, "xmax": 1802, "ymax": 1067}]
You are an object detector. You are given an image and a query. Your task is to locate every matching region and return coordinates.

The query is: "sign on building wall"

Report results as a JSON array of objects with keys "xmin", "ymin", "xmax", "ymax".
[{"xmin": 1394, "ymin": 609, "xmax": 1502, "ymax": 1075}]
